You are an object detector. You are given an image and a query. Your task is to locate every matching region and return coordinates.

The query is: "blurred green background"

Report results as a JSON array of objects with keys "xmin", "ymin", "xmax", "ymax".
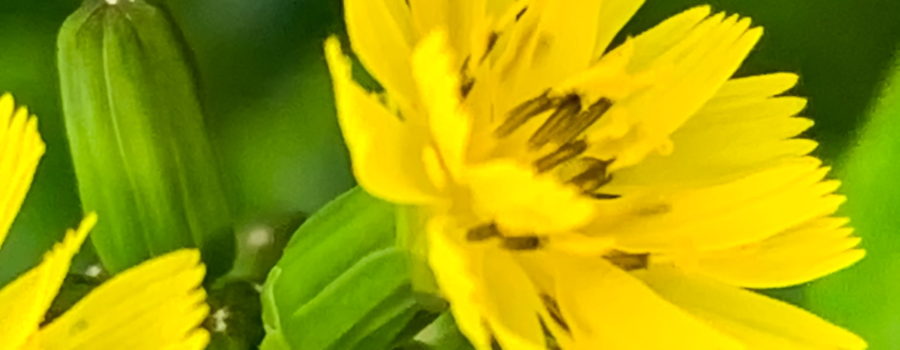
[{"xmin": 1, "ymin": 0, "xmax": 898, "ymax": 348}]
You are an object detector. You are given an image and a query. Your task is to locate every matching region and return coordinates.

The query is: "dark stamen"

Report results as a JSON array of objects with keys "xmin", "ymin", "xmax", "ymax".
[
  {"xmin": 569, "ymin": 157, "xmax": 613, "ymax": 192},
  {"xmin": 604, "ymin": 251, "xmax": 649, "ymax": 270},
  {"xmin": 528, "ymin": 94, "xmax": 581, "ymax": 149},
  {"xmin": 529, "ymin": 97, "xmax": 613, "ymax": 149},
  {"xmin": 503, "ymin": 236, "xmax": 542, "ymax": 250},
  {"xmin": 495, "ymin": 91, "xmax": 556, "ymax": 137},
  {"xmin": 461, "ymin": 79, "xmax": 475, "ymax": 98},
  {"xmin": 480, "ymin": 31, "xmax": 500, "ymax": 64},
  {"xmin": 515, "ymin": 7, "xmax": 528, "ymax": 21},
  {"xmin": 459, "ymin": 57, "xmax": 475, "ymax": 98},
  {"xmin": 534, "ymin": 140, "xmax": 588, "ymax": 173},
  {"xmin": 467, "ymin": 223, "xmax": 501, "ymax": 241},
  {"xmin": 555, "ymin": 98, "xmax": 613, "ymax": 145},
  {"xmin": 589, "ymin": 192, "xmax": 621, "ymax": 200},
  {"xmin": 540, "ymin": 294, "xmax": 571, "ymax": 332}
]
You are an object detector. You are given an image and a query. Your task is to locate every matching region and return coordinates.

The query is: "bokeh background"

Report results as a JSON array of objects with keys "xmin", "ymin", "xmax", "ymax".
[{"xmin": 2, "ymin": 0, "xmax": 899, "ymax": 348}]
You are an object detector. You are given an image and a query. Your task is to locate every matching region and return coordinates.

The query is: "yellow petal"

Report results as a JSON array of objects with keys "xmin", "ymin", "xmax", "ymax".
[
  {"xmin": 589, "ymin": 158, "xmax": 842, "ymax": 253},
  {"xmin": 344, "ymin": 0, "xmax": 417, "ymax": 111},
  {"xmin": 426, "ymin": 217, "xmax": 492, "ymax": 350},
  {"xmin": 612, "ymin": 73, "xmax": 815, "ymax": 189},
  {"xmin": 588, "ymin": 9, "xmax": 764, "ymax": 170},
  {"xmin": 407, "ymin": 0, "xmax": 484, "ymax": 66},
  {"xmin": 33, "ymin": 249, "xmax": 209, "ymax": 350},
  {"xmin": 427, "ymin": 217, "xmax": 546, "ymax": 350},
  {"xmin": 592, "ymin": 0, "xmax": 646, "ymax": 57},
  {"xmin": 550, "ymin": 254, "xmax": 743, "ymax": 349},
  {"xmin": 671, "ymin": 217, "xmax": 865, "ymax": 288},
  {"xmin": 0, "ymin": 214, "xmax": 96, "ymax": 350},
  {"xmin": 411, "ymin": 32, "xmax": 471, "ymax": 179},
  {"xmin": 0, "ymin": 93, "xmax": 45, "ymax": 247},
  {"xmin": 480, "ymin": 250, "xmax": 546, "ymax": 350},
  {"xmin": 325, "ymin": 37, "xmax": 441, "ymax": 203},
  {"xmin": 466, "ymin": 161, "xmax": 595, "ymax": 236},
  {"xmin": 624, "ymin": 5, "xmax": 713, "ymax": 70},
  {"xmin": 523, "ymin": 0, "xmax": 615, "ymax": 89},
  {"xmin": 636, "ymin": 265, "xmax": 867, "ymax": 350}
]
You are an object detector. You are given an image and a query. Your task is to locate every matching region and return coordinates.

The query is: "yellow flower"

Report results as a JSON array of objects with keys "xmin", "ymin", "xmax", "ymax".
[
  {"xmin": 0, "ymin": 93, "xmax": 209, "ymax": 350},
  {"xmin": 325, "ymin": 0, "xmax": 867, "ymax": 349}
]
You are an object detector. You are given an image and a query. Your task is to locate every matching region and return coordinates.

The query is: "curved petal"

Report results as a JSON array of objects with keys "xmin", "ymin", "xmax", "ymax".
[
  {"xmin": 611, "ymin": 73, "xmax": 815, "ymax": 189},
  {"xmin": 490, "ymin": 0, "xmax": 644, "ymax": 107},
  {"xmin": 523, "ymin": 0, "xmax": 632, "ymax": 89},
  {"xmin": 592, "ymin": 0, "xmax": 646, "ymax": 57},
  {"xmin": 670, "ymin": 217, "xmax": 865, "ymax": 289},
  {"xmin": 427, "ymin": 217, "xmax": 547, "ymax": 350},
  {"xmin": 32, "ymin": 249, "xmax": 209, "ymax": 350},
  {"xmin": 0, "ymin": 93, "xmax": 45, "ymax": 246},
  {"xmin": 344, "ymin": 0, "xmax": 417, "ymax": 110},
  {"xmin": 586, "ymin": 8, "xmax": 764, "ymax": 170},
  {"xmin": 635, "ymin": 265, "xmax": 866, "ymax": 350},
  {"xmin": 412, "ymin": 33, "xmax": 471, "ymax": 179},
  {"xmin": 407, "ymin": 0, "xmax": 485, "ymax": 66},
  {"xmin": 426, "ymin": 217, "xmax": 492, "ymax": 350},
  {"xmin": 0, "ymin": 214, "xmax": 96, "ymax": 349},
  {"xmin": 325, "ymin": 38, "xmax": 441, "ymax": 204},
  {"xmin": 481, "ymin": 249, "xmax": 546, "ymax": 350},
  {"xmin": 550, "ymin": 254, "xmax": 742, "ymax": 349},
  {"xmin": 589, "ymin": 158, "xmax": 843, "ymax": 253}
]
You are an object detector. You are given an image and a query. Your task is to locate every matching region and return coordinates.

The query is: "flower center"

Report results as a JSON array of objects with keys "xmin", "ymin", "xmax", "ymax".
[{"xmin": 496, "ymin": 92, "xmax": 620, "ymax": 199}]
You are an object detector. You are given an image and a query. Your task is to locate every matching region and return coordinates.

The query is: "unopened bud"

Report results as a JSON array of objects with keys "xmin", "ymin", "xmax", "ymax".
[{"xmin": 57, "ymin": 0, "xmax": 234, "ymax": 276}]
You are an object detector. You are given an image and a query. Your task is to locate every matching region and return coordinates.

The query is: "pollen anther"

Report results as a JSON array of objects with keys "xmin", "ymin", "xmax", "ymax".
[
  {"xmin": 569, "ymin": 157, "xmax": 614, "ymax": 192},
  {"xmin": 535, "ymin": 140, "xmax": 588, "ymax": 173},
  {"xmin": 467, "ymin": 223, "xmax": 501, "ymax": 241},
  {"xmin": 495, "ymin": 91, "xmax": 556, "ymax": 137},
  {"xmin": 502, "ymin": 236, "xmax": 542, "ymax": 250},
  {"xmin": 528, "ymin": 94, "xmax": 582, "ymax": 149},
  {"xmin": 604, "ymin": 251, "xmax": 649, "ymax": 270}
]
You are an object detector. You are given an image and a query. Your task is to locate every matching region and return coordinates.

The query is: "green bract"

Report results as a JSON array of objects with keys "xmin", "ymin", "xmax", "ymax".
[
  {"xmin": 261, "ymin": 188, "xmax": 435, "ymax": 350},
  {"xmin": 57, "ymin": 0, "xmax": 234, "ymax": 276}
]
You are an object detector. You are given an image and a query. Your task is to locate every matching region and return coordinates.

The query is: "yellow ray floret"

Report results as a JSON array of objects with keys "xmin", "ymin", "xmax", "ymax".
[
  {"xmin": 636, "ymin": 265, "xmax": 866, "ymax": 350},
  {"xmin": 331, "ymin": 0, "xmax": 866, "ymax": 348},
  {"xmin": 0, "ymin": 215, "xmax": 95, "ymax": 350},
  {"xmin": 671, "ymin": 217, "xmax": 865, "ymax": 289},
  {"xmin": 0, "ymin": 93, "xmax": 45, "ymax": 246},
  {"xmin": 0, "ymin": 94, "xmax": 209, "ymax": 350},
  {"xmin": 29, "ymin": 249, "xmax": 209, "ymax": 350}
]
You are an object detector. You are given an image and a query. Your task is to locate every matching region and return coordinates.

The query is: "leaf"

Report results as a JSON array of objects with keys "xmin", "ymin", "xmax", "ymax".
[
  {"xmin": 261, "ymin": 187, "xmax": 436, "ymax": 349},
  {"xmin": 805, "ymin": 56, "xmax": 900, "ymax": 349}
]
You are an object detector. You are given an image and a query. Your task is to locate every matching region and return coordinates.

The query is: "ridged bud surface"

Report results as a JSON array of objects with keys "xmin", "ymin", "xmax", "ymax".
[{"xmin": 58, "ymin": 0, "xmax": 233, "ymax": 275}]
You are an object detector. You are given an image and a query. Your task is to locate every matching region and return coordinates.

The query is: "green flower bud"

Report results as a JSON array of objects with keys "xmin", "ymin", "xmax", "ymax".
[{"xmin": 57, "ymin": 0, "xmax": 234, "ymax": 276}]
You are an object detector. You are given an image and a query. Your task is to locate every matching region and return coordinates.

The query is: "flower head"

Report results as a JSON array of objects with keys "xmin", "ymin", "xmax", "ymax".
[
  {"xmin": 326, "ymin": 0, "xmax": 866, "ymax": 349},
  {"xmin": 0, "ymin": 93, "xmax": 209, "ymax": 350}
]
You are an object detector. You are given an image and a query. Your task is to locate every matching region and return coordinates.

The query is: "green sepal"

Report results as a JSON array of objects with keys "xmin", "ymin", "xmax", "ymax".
[
  {"xmin": 410, "ymin": 313, "xmax": 475, "ymax": 350},
  {"xmin": 397, "ymin": 205, "xmax": 448, "ymax": 312},
  {"xmin": 261, "ymin": 187, "xmax": 437, "ymax": 349},
  {"xmin": 57, "ymin": 0, "xmax": 234, "ymax": 276}
]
